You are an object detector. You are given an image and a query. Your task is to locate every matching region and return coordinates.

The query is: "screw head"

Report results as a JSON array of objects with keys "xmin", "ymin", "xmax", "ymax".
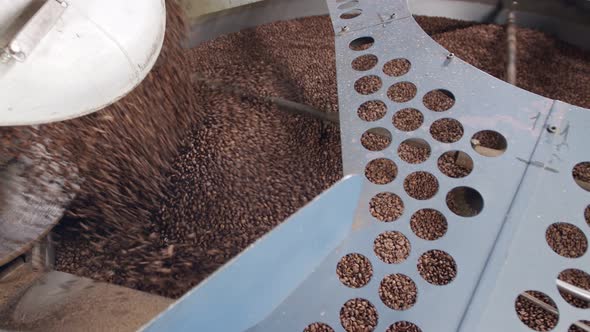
[
  {"xmin": 341, "ymin": 26, "xmax": 350, "ymax": 32},
  {"xmin": 446, "ymin": 52, "xmax": 455, "ymax": 59},
  {"xmin": 547, "ymin": 125, "xmax": 558, "ymax": 133}
]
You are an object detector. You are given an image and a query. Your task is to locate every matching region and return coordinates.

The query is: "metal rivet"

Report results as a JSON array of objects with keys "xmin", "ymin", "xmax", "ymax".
[
  {"xmin": 446, "ymin": 52, "xmax": 455, "ymax": 59},
  {"xmin": 547, "ymin": 125, "xmax": 558, "ymax": 133},
  {"xmin": 341, "ymin": 26, "xmax": 350, "ymax": 33}
]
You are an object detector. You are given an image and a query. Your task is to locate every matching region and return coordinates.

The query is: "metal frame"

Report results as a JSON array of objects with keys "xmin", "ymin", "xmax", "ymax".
[{"xmin": 131, "ymin": 0, "xmax": 590, "ymax": 331}]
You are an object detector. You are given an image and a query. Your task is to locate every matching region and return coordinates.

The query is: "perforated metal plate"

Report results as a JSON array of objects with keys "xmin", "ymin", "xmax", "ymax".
[{"xmin": 144, "ymin": 1, "xmax": 590, "ymax": 331}]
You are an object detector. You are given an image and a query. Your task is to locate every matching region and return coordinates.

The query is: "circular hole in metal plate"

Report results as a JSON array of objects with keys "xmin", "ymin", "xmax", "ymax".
[
  {"xmin": 351, "ymin": 54, "xmax": 378, "ymax": 71},
  {"xmin": 471, "ymin": 130, "xmax": 507, "ymax": 157},
  {"xmin": 354, "ymin": 75, "xmax": 382, "ymax": 95},
  {"xmin": 340, "ymin": 298, "xmax": 378, "ymax": 332},
  {"xmin": 383, "ymin": 58, "xmax": 411, "ymax": 77},
  {"xmin": 369, "ymin": 192, "xmax": 404, "ymax": 222},
  {"xmin": 573, "ymin": 162, "xmax": 590, "ymax": 192},
  {"xmin": 398, "ymin": 138, "xmax": 431, "ymax": 164},
  {"xmin": 358, "ymin": 100, "xmax": 387, "ymax": 121},
  {"xmin": 410, "ymin": 209, "xmax": 447, "ymax": 241},
  {"xmin": 570, "ymin": 321, "xmax": 590, "ymax": 332},
  {"xmin": 514, "ymin": 291, "xmax": 559, "ymax": 331},
  {"xmin": 336, "ymin": 253, "xmax": 373, "ymax": 288},
  {"xmin": 545, "ymin": 222, "xmax": 587, "ymax": 258},
  {"xmin": 304, "ymin": 323, "xmax": 335, "ymax": 332},
  {"xmin": 404, "ymin": 171, "xmax": 438, "ymax": 200},
  {"xmin": 556, "ymin": 268, "xmax": 590, "ymax": 309},
  {"xmin": 430, "ymin": 118, "xmax": 464, "ymax": 143},
  {"xmin": 446, "ymin": 186, "xmax": 484, "ymax": 217},
  {"xmin": 387, "ymin": 81, "xmax": 417, "ymax": 103},
  {"xmin": 361, "ymin": 128, "xmax": 391, "ymax": 151},
  {"xmin": 340, "ymin": 8, "xmax": 362, "ymax": 19},
  {"xmin": 423, "ymin": 89, "xmax": 455, "ymax": 112},
  {"xmin": 374, "ymin": 231, "xmax": 410, "ymax": 264},
  {"xmin": 349, "ymin": 36, "xmax": 374, "ymax": 51},
  {"xmin": 379, "ymin": 274, "xmax": 417, "ymax": 310},
  {"xmin": 438, "ymin": 150, "xmax": 473, "ymax": 178},
  {"xmin": 365, "ymin": 158, "xmax": 397, "ymax": 185},
  {"xmin": 417, "ymin": 250, "xmax": 457, "ymax": 285},
  {"xmin": 386, "ymin": 322, "xmax": 422, "ymax": 332},
  {"xmin": 392, "ymin": 108, "xmax": 423, "ymax": 132}
]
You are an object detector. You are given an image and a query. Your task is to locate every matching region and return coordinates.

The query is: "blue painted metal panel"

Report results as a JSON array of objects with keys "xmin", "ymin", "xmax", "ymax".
[{"xmin": 142, "ymin": 175, "xmax": 363, "ymax": 332}]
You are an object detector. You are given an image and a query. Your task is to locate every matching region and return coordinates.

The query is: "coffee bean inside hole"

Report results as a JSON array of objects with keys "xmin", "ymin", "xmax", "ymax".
[
  {"xmin": 369, "ymin": 192, "xmax": 404, "ymax": 222},
  {"xmin": 392, "ymin": 108, "xmax": 423, "ymax": 132},
  {"xmin": 336, "ymin": 253, "xmax": 373, "ymax": 288},
  {"xmin": 417, "ymin": 250, "xmax": 457, "ymax": 285},
  {"xmin": 358, "ymin": 100, "xmax": 387, "ymax": 122},
  {"xmin": 404, "ymin": 171, "xmax": 439, "ymax": 200},
  {"xmin": 340, "ymin": 298, "xmax": 378, "ymax": 332},
  {"xmin": 304, "ymin": 323, "xmax": 335, "ymax": 332},
  {"xmin": 546, "ymin": 222, "xmax": 588, "ymax": 258},
  {"xmin": 471, "ymin": 130, "xmax": 507, "ymax": 157},
  {"xmin": 387, "ymin": 321, "xmax": 422, "ymax": 332},
  {"xmin": 438, "ymin": 150, "xmax": 473, "ymax": 178},
  {"xmin": 398, "ymin": 139, "xmax": 430, "ymax": 164},
  {"xmin": 557, "ymin": 268, "xmax": 590, "ymax": 308},
  {"xmin": 515, "ymin": 291, "xmax": 559, "ymax": 332},
  {"xmin": 573, "ymin": 162, "xmax": 590, "ymax": 192},
  {"xmin": 410, "ymin": 209, "xmax": 448, "ymax": 241},
  {"xmin": 430, "ymin": 118, "xmax": 464, "ymax": 143},
  {"xmin": 423, "ymin": 89, "xmax": 455, "ymax": 112},
  {"xmin": 355, "ymin": 75, "xmax": 382, "ymax": 95},
  {"xmin": 374, "ymin": 231, "xmax": 411, "ymax": 264},
  {"xmin": 383, "ymin": 58, "xmax": 411, "ymax": 77},
  {"xmin": 387, "ymin": 82, "xmax": 417, "ymax": 103},
  {"xmin": 352, "ymin": 54, "xmax": 378, "ymax": 71},
  {"xmin": 379, "ymin": 274, "xmax": 417, "ymax": 310},
  {"xmin": 365, "ymin": 158, "xmax": 397, "ymax": 185},
  {"xmin": 361, "ymin": 128, "xmax": 391, "ymax": 151}
]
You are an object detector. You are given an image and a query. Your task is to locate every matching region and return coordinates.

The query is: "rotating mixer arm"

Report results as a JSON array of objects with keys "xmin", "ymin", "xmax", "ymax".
[{"xmin": 1, "ymin": 0, "xmax": 68, "ymax": 64}]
